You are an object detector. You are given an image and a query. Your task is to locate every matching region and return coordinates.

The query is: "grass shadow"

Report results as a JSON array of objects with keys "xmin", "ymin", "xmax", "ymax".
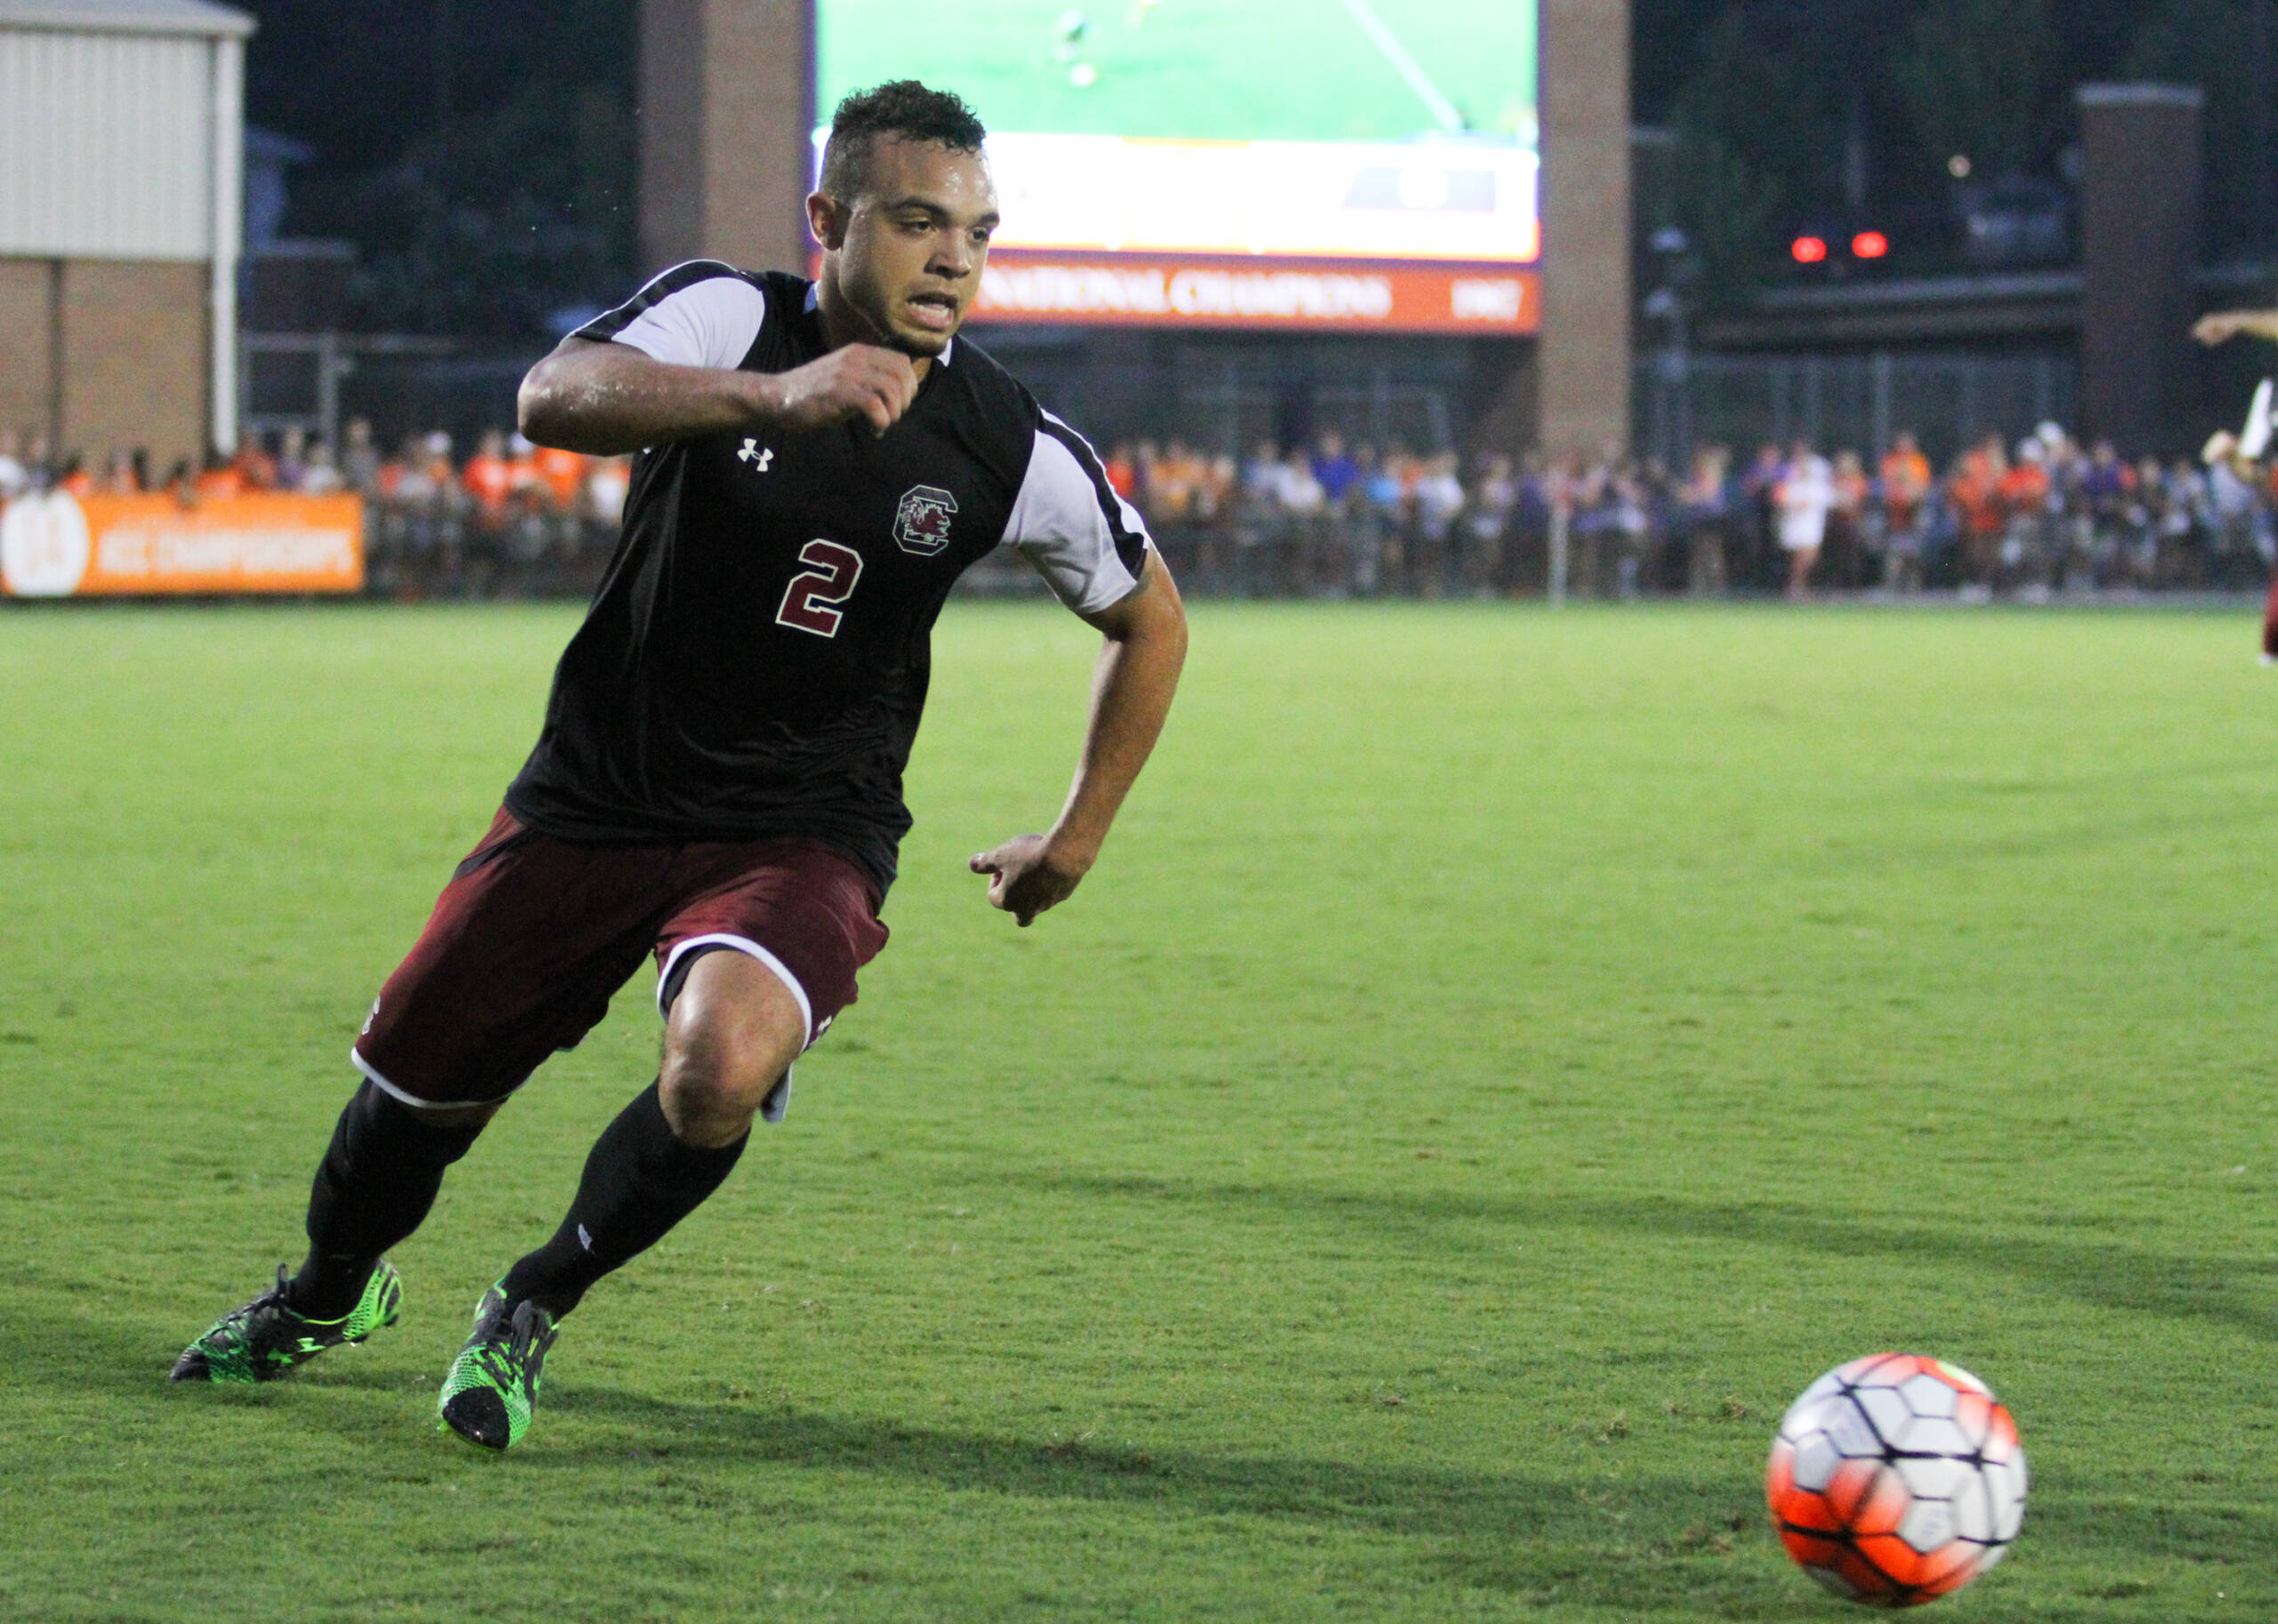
[
  {"xmin": 0, "ymin": 1290, "xmax": 210, "ymax": 1401},
  {"xmin": 1016, "ymin": 1172, "xmax": 2278, "ymax": 1345},
  {"xmin": 534, "ymin": 1385, "xmax": 1820, "ymax": 1618}
]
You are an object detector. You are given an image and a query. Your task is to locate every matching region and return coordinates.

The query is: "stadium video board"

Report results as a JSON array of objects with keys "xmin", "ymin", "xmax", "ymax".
[{"xmin": 816, "ymin": 0, "xmax": 1539, "ymax": 335}]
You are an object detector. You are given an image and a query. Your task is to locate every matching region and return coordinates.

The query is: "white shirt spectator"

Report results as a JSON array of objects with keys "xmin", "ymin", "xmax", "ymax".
[
  {"xmin": 299, "ymin": 445, "xmax": 344, "ymax": 496},
  {"xmin": 1778, "ymin": 454, "xmax": 1835, "ymax": 550},
  {"xmin": 1416, "ymin": 464, "xmax": 1466, "ymax": 537},
  {"xmin": 586, "ymin": 457, "xmax": 631, "ymax": 523},
  {"xmin": 1272, "ymin": 457, "xmax": 1326, "ymax": 515},
  {"xmin": 2211, "ymin": 459, "xmax": 2258, "ymax": 522}
]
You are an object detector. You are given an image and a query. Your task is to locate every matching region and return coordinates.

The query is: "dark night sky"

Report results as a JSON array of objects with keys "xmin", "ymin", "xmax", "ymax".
[
  {"xmin": 238, "ymin": 0, "xmax": 635, "ymax": 172},
  {"xmin": 1633, "ymin": 0, "xmax": 2169, "ymax": 122}
]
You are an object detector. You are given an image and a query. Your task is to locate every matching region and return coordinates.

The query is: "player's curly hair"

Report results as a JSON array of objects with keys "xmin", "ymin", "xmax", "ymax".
[{"xmin": 820, "ymin": 81, "xmax": 989, "ymax": 201}]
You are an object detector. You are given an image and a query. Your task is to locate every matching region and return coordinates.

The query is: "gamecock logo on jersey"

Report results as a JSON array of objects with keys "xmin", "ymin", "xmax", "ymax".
[{"xmin": 893, "ymin": 485, "xmax": 958, "ymax": 556}]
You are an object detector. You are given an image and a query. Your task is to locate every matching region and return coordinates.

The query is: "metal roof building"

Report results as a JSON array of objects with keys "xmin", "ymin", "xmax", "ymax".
[{"xmin": 0, "ymin": 0, "xmax": 254, "ymax": 465}]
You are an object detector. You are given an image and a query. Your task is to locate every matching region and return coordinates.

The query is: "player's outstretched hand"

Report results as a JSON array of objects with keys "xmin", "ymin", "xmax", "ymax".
[
  {"xmin": 2194, "ymin": 309, "xmax": 2278, "ymax": 347},
  {"xmin": 762, "ymin": 345, "xmax": 921, "ymax": 437},
  {"xmin": 2195, "ymin": 312, "xmax": 2248, "ymax": 347},
  {"xmin": 969, "ymin": 835, "xmax": 1089, "ymax": 927}
]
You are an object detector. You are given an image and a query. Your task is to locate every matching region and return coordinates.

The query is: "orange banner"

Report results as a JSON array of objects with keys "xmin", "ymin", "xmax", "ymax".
[
  {"xmin": 970, "ymin": 255, "xmax": 1541, "ymax": 335},
  {"xmin": 1, "ymin": 491, "xmax": 365, "ymax": 597}
]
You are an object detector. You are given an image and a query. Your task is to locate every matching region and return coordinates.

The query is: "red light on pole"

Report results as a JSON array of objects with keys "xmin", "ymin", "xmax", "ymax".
[
  {"xmin": 1791, "ymin": 235, "xmax": 1829, "ymax": 264},
  {"xmin": 1852, "ymin": 230, "xmax": 1889, "ymax": 259}
]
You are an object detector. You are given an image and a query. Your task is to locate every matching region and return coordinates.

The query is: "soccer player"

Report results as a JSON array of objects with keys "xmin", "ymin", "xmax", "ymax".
[
  {"xmin": 2195, "ymin": 311, "xmax": 2278, "ymax": 656},
  {"xmin": 171, "ymin": 81, "xmax": 1189, "ymax": 1450}
]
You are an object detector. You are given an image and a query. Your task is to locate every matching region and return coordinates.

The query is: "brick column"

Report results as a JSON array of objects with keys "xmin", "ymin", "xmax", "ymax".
[
  {"xmin": 61, "ymin": 261, "xmax": 209, "ymax": 471},
  {"xmin": 0, "ymin": 259, "xmax": 59, "ymax": 451},
  {"xmin": 1539, "ymin": 0, "xmax": 1632, "ymax": 456},
  {"xmin": 639, "ymin": 0, "xmax": 816, "ymax": 278},
  {"xmin": 2077, "ymin": 85, "xmax": 2202, "ymax": 456}
]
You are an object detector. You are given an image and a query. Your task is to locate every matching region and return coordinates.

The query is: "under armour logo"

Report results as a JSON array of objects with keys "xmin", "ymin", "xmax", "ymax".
[{"xmin": 738, "ymin": 439, "xmax": 774, "ymax": 473}]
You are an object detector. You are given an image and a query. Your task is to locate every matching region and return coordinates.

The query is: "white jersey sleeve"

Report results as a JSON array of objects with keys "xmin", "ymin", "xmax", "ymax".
[
  {"xmin": 1001, "ymin": 412, "xmax": 1153, "ymax": 615},
  {"xmin": 571, "ymin": 261, "xmax": 768, "ymax": 371}
]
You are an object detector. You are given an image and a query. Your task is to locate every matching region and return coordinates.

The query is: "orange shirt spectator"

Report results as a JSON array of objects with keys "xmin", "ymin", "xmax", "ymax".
[
  {"xmin": 1103, "ymin": 444, "xmax": 1138, "ymax": 501},
  {"xmin": 195, "ymin": 455, "xmax": 246, "ymax": 501},
  {"xmin": 463, "ymin": 431, "xmax": 516, "ymax": 522},
  {"xmin": 531, "ymin": 444, "xmax": 587, "ymax": 511},
  {"xmin": 59, "ymin": 462, "xmax": 94, "ymax": 499},
  {"xmin": 234, "ymin": 441, "xmax": 279, "ymax": 491},
  {"xmin": 1997, "ymin": 457, "xmax": 2048, "ymax": 518},
  {"xmin": 1146, "ymin": 443, "xmax": 1202, "ymax": 521},
  {"xmin": 1879, "ymin": 436, "xmax": 1931, "ymax": 526},
  {"xmin": 1948, "ymin": 441, "xmax": 2005, "ymax": 537}
]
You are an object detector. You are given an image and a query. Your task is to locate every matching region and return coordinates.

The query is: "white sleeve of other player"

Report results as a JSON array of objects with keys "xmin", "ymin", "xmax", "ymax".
[
  {"xmin": 582, "ymin": 263, "xmax": 767, "ymax": 371},
  {"xmin": 1000, "ymin": 414, "xmax": 1153, "ymax": 616}
]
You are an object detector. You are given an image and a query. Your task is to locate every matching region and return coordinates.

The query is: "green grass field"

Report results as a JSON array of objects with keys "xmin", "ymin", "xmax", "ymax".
[
  {"xmin": 3, "ymin": 601, "xmax": 2275, "ymax": 1623},
  {"xmin": 820, "ymin": 0, "xmax": 1536, "ymax": 144}
]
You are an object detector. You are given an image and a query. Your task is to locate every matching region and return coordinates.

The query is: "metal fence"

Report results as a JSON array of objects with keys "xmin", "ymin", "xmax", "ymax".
[
  {"xmin": 962, "ymin": 326, "xmax": 1481, "ymax": 458},
  {"xmin": 241, "ymin": 335, "xmax": 541, "ymax": 457},
  {"xmin": 244, "ymin": 327, "xmax": 1492, "ymax": 468},
  {"xmin": 1636, "ymin": 349, "xmax": 2079, "ymax": 470}
]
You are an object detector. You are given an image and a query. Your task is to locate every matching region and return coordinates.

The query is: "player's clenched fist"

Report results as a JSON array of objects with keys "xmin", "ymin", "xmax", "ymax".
[
  {"xmin": 969, "ymin": 835, "xmax": 1090, "ymax": 927},
  {"xmin": 759, "ymin": 344, "xmax": 921, "ymax": 436}
]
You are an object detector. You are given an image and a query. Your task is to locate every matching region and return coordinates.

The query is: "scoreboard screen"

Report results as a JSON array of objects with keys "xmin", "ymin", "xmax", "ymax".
[{"xmin": 815, "ymin": 0, "xmax": 1539, "ymax": 268}]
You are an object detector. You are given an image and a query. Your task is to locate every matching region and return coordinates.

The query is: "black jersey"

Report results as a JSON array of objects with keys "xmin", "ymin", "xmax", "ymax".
[{"xmin": 503, "ymin": 263, "xmax": 1152, "ymax": 895}]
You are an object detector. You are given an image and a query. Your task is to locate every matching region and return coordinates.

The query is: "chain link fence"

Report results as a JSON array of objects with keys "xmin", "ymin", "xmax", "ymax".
[{"xmin": 1636, "ymin": 350, "xmax": 2079, "ymax": 471}]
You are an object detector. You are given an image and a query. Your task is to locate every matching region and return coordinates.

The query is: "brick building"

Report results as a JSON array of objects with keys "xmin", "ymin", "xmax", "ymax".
[{"xmin": 0, "ymin": 0, "xmax": 252, "ymax": 473}]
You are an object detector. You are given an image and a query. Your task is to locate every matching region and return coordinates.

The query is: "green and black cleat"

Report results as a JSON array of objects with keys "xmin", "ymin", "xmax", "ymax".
[
  {"xmin": 438, "ymin": 1284, "xmax": 558, "ymax": 1451},
  {"xmin": 170, "ymin": 1261, "xmax": 403, "ymax": 1385}
]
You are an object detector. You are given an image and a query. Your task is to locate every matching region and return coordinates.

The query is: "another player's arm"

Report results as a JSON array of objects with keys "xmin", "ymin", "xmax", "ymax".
[
  {"xmin": 2193, "ymin": 309, "xmax": 2278, "ymax": 347},
  {"xmin": 971, "ymin": 554, "xmax": 1188, "ymax": 926},
  {"xmin": 516, "ymin": 335, "xmax": 923, "ymax": 454}
]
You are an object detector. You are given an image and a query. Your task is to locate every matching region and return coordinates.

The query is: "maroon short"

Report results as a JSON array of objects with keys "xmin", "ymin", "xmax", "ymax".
[{"xmin": 352, "ymin": 808, "xmax": 888, "ymax": 1105}]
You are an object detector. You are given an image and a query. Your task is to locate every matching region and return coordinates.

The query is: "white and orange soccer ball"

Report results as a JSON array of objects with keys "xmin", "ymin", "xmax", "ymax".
[{"xmin": 1765, "ymin": 1353, "xmax": 2027, "ymax": 1606}]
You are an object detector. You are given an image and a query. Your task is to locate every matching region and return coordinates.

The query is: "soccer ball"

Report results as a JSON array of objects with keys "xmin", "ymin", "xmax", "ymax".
[{"xmin": 1765, "ymin": 1353, "xmax": 2027, "ymax": 1606}]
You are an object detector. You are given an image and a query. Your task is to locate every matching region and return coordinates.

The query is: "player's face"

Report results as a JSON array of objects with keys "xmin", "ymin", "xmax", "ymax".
[{"xmin": 820, "ymin": 137, "xmax": 999, "ymax": 359}]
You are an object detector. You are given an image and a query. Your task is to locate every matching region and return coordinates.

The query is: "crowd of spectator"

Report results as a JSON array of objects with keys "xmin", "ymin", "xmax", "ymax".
[
  {"xmin": 1124, "ymin": 425, "xmax": 2278, "ymax": 602},
  {"xmin": 332, "ymin": 422, "xmax": 633, "ymax": 598},
  {"xmin": 6, "ymin": 418, "xmax": 2273, "ymax": 602},
  {"xmin": 0, "ymin": 421, "xmax": 632, "ymax": 598}
]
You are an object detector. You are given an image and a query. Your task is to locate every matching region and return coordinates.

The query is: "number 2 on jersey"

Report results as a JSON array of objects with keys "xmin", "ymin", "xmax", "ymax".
[{"xmin": 776, "ymin": 539, "xmax": 864, "ymax": 637}]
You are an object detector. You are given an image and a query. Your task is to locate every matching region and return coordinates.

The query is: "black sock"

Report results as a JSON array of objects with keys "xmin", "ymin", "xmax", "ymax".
[
  {"xmin": 498, "ymin": 1080, "xmax": 747, "ymax": 1320},
  {"xmin": 287, "ymin": 1081, "xmax": 486, "ymax": 1319}
]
